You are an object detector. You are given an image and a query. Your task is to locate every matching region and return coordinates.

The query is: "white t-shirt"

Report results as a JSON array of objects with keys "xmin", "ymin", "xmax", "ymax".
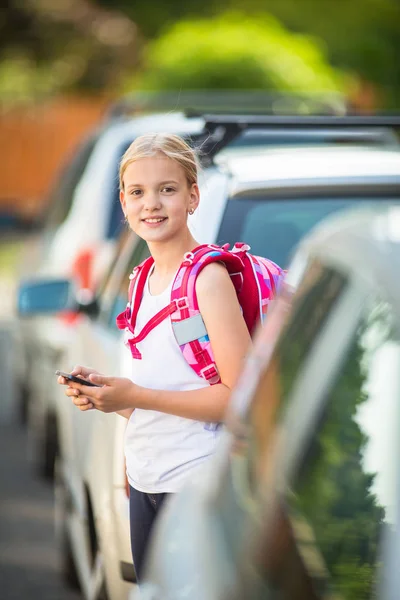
[{"xmin": 124, "ymin": 268, "xmax": 221, "ymax": 493}]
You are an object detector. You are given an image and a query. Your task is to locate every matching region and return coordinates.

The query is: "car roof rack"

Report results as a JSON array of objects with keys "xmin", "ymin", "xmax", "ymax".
[
  {"xmin": 105, "ymin": 92, "xmax": 400, "ymax": 165},
  {"xmin": 194, "ymin": 114, "xmax": 400, "ymax": 165}
]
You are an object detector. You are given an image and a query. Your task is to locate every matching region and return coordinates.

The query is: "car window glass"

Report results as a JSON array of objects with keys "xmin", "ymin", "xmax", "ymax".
[
  {"xmin": 96, "ymin": 229, "xmax": 133, "ymax": 300},
  {"xmin": 43, "ymin": 133, "xmax": 99, "ymax": 233},
  {"xmin": 217, "ymin": 197, "xmax": 400, "ymax": 267},
  {"xmin": 107, "ymin": 241, "xmax": 151, "ymax": 330},
  {"xmin": 263, "ymin": 296, "xmax": 399, "ymax": 599},
  {"xmin": 105, "ymin": 140, "xmax": 132, "ymax": 240},
  {"xmin": 216, "ymin": 263, "xmax": 348, "ymax": 567}
]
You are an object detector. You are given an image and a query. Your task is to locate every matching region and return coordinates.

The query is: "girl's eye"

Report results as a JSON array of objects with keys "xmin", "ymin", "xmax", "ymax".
[
  {"xmin": 130, "ymin": 189, "xmax": 142, "ymax": 196},
  {"xmin": 162, "ymin": 187, "xmax": 176, "ymax": 193}
]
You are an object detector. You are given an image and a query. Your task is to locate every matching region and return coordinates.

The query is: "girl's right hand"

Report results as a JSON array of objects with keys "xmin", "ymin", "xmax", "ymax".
[
  {"xmin": 56, "ymin": 365, "xmax": 100, "ymax": 386},
  {"xmin": 58, "ymin": 365, "xmax": 101, "ymax": 411}
]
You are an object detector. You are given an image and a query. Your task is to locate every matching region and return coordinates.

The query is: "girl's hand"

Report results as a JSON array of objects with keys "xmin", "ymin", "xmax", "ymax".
[
  {"xmin": 57, "ymin": 365, "xmax": 100, "ymax": 386},
  {"xmin": 66, "ymin": 374, "xmax": 137, "ymax": 413},
  {"xmin": 57, "ymin": 366, "xmax": 101, "ymax": 411}
]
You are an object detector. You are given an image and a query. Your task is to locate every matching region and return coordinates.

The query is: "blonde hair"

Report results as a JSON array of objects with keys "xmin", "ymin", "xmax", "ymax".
[{"xmin": 119, "ymin": 132, "xmax": 198, "ymax": 190}]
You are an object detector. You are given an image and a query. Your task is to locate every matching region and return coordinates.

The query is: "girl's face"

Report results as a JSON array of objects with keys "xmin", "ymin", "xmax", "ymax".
[{"xmin": 120, "ymin": 153, "xmax": 199, "ymax": 245}]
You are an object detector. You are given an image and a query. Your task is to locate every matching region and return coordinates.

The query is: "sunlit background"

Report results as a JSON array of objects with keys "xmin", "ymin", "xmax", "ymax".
[{"xmin": 1, "ymin": 0, "xmax": 399, "ymax": 227}]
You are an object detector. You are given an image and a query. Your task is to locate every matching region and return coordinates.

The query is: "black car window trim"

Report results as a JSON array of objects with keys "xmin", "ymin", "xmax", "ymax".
[{"xmin": 229, "ymin": 182, "xmax": 400, "ymax": 201}]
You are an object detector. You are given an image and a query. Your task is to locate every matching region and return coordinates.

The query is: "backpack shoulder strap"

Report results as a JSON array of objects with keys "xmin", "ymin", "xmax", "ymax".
[
  {"xmin": 171, "ymin": 244, "xmax": 244, "ymax": 306},
  {"xmin": 115, "ymin": 256, "xmax": 154, "ymax": 333},
  {"xmin": 128, "ymin": 257, "xmax": 154, "ymax": 331}
]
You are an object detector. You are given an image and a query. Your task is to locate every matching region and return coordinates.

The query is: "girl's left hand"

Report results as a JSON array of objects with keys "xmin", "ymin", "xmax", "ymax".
[{"xmin": 66, "ymin": 375, "xmax": 137, "ymax": 413}]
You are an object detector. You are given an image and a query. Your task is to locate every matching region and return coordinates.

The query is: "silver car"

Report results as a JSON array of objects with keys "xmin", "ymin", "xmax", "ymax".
[{"xmin": 140, "ymin": 204, "xmax": 400, "ymax": 600}]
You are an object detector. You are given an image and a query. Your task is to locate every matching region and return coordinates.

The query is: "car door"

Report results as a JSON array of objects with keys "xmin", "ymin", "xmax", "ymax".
[
  {"xmin": 233, "ymin": 266, "xmax": 400, "ymax": 599},
  {"xmin": 70, "ymin": 232, "xmax": 150, "ymax": 486},
  {"xmin": 139, "ymin": 257, "xmax": 360, "ymax": 600}
]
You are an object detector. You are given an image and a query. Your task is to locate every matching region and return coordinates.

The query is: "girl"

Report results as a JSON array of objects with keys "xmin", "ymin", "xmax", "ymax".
[{"xmin": 58, "ymin": 133, "xmax": 251, "ymax": 582}]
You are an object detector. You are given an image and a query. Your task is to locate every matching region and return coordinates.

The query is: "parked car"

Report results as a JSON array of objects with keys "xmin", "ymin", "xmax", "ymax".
[
  {"xmin": 139, "ymin": 202, "xmax": 400, "ymax": 600},
  {"xmin": 18, "ymin": 130, "xmax": 400, "ymax": 600}
]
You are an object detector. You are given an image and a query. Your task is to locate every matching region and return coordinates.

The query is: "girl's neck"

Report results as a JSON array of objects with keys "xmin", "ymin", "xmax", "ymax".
[{"xmin": 147, "ymin": 231, "xmax": 200, "ymax": 277}]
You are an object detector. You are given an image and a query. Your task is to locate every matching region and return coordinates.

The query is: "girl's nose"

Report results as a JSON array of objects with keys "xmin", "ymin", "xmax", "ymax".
[{"xmin": 144, "ymin": 192, "xmax": 162, "ymax": 210}]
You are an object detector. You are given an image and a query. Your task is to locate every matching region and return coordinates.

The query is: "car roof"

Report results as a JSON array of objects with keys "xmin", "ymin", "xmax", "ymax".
[
  {"xmin": 292, "ymin": 204, "xmax": 400, "ymax": 312},
  {"xmin": 100, "ymin": 111, "xmax": 205, "ymax": 142},
  {"xmin": 215, "ymin": 145, "xmax": 400, "ymax": 194}
]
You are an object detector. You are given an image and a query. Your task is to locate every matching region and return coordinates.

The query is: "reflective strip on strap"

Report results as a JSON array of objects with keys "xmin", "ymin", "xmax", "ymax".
[{"xmin": 172, "ymin": 313, "xmax": 208, "ymax": 346}]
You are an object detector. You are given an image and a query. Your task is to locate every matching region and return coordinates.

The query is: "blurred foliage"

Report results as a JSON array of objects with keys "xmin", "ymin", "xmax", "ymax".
[
  {"xmin": 1, "ymin": 0, "xmax": 399, "ymax": 109},
  {"xmin": 0, "ymin": 0, "xmax": 138, "ymax": 105},
  {"xmin": 254, "ymin": 0, "xmax": 400, "ymax": 108},
  {"xmin": 94, "ymin": 0, "xmax": 400, "ymax": 109},
  {"xmin": 128, "ymin": 13, "xmax": 345, "ymax": 95}
]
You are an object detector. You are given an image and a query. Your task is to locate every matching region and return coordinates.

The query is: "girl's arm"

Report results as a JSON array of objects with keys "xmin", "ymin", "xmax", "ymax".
[{"xmin": 67, "ymin": 263, "xmax": 251, "ymax": 422}]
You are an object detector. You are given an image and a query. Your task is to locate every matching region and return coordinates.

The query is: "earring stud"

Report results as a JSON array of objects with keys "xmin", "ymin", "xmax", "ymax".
[{"xmin": 189, "ymin": 208, "xmax": 194, "ymax": 215}]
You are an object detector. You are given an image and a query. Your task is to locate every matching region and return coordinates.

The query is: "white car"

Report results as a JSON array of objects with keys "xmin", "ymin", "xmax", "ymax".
[{"xmin": 18, "ymin": 135, "xmax": 400, "ymax": 600}]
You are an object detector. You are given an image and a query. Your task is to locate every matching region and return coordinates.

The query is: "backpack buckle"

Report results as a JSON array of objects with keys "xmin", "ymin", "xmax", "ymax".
[
  {"xmin": 129, "ymin": 266, "xmax": 139, "ymax": 280},
  {"xmin": 175, "ymin": 297, "xmax": 189, "ymax": 311},
  {"xmin": 231, "ymin": 243, "xmax": 251, "ymax": 253},
  {"xmin": 200, "ymin": 364, "xmax": 220, "ymax": 382},
  {"xmin": 182, "ymin": 251, "xmax": 194, "ymax": 266}
]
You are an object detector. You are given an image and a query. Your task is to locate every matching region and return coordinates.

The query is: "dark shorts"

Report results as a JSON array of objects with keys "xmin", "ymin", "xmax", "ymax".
[{"xmin": 129, "ymin": 485, "xmax": 171, "ymax": 583}]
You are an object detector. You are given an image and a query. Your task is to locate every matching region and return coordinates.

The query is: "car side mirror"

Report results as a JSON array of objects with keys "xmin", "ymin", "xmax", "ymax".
[{"xmin": 18, "ymin": 278, "xmax": 79, "ymax": 316}]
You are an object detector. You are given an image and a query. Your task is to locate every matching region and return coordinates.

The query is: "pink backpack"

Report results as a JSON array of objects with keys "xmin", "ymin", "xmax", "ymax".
[{"xmin": 116, "ymin": 243, "xmax": 285, "ymax": 385}]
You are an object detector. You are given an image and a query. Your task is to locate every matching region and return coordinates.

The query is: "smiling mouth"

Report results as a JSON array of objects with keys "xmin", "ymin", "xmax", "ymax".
[{"xmin": 142, "ymin": 217, "xmax": 167, "ymax": 224}]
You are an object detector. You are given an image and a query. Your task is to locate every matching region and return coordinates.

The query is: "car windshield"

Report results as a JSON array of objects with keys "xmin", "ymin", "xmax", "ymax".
[{"xmin": 217, "ymin": 195, "xmax": 400, "ymax": 267}]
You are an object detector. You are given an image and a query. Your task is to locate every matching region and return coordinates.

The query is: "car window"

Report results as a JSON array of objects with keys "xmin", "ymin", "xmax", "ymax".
[
  {"xmin": 44, "ymin": 132, "xmax": 99, "ymax": 232},
  {"xmin": 214, "ymin": 262, "xmax": 348, "ymax": 573},
  {"xmin": 258, "ymin": 296, "xmax": 399, "ymax": 599},
  {"xmin": 217, "ymin": 196, "xmax": 400, "ymax": 268},
  {"xmin": 104, "ymin": 140, "xmax": 133, "ymax": 241},
  {"xmin": 105, "ymin": 240, "xmax": 151, "ymax": 331}
]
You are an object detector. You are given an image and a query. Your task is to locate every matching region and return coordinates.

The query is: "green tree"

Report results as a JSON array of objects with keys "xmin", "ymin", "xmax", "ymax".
[
  {"xmin": 232, "ymin": 0, "xmax": 400, "ymax": 108},
  {"xmin": 98, "ymin": 0, "xmax": 400, "ymax": 108},
  {"xmin": 0, "ymin": 0, "xmax": 138, "ymax": 104},
  {"xmin": 127, "ymin": 12, "xmax": 345, "ymax": 96}
]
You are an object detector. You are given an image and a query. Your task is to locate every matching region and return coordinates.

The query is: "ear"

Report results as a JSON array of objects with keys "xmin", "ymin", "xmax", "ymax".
[
  {"xmin": 120, "ymin": 189, "xmax": 126, "ymax": 215},
  {"xmin": 188, "ymin": 183, "xmax": 200, "ymax": 213}
]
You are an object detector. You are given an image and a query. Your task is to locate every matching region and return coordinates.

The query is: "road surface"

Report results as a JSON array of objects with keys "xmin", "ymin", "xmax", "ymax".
[{"xmin": 0, "ymin": 421, "xmax": 82, "ymax": 600}]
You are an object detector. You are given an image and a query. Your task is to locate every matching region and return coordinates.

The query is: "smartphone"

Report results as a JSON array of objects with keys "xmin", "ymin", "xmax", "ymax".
[{"xmin": 55, "ymin": 370, "xmax": 101, "ymax": 387}]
